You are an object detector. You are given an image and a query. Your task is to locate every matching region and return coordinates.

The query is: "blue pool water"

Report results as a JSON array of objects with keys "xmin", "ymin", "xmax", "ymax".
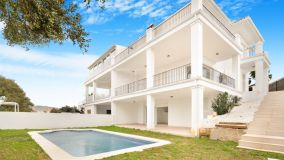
[{"xmin": 40, "ymin": 130, "xmax": 154, "ymax": 157}]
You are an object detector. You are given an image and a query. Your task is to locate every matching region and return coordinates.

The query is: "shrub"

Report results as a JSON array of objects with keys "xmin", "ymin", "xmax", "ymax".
[{"xmin": 211, "ymin": 92, "xmax": 241, "ymax": 115}]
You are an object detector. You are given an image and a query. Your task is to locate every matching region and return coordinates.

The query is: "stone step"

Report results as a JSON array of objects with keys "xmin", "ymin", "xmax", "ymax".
[
  {"xmin": 247, "ymin": 130, "xmax": 284, "ymax": 137},
  {"xmin": 241, "ymin": 134, "xmax": 284, "ymax": 145},
  {"xmin": 238, "ymin": 140, "xmax": 284, "ymax": 154},
  {"xmin": 219, "ymin": 122, "xmax": 247, "ymax": 125},
  {"xmin": 216, "ymin": 123, "xmax": 247, "ymax": 129}
]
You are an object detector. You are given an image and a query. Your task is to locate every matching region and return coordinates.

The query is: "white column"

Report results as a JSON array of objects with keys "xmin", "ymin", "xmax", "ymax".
[
  {"xmin": 92, "ymin": 81, "xmax": 96, "ymax": 101},
  {"xmin": 255, "ymin": 41, "xmax": 264, "ymax": 55},
  {"xmin": 191, "ymin": 20, "xmax": 203, "ymax": 78},
  {"xmin": 191, "ymin": 0, "xmax": 203, "ymax": 13},
  {"xmin": 191, "ymin": 85, "xmax": 204, "ymax": 137},
  {"xmin": 111, "ymin": 102, "xmax": 117, "ymax": 125},
  {"xmin": 255, "ymin": 60, "xmax": 264, "ymax": 95},
  {"xmin": 232, "ymin": 55, "xmax": 241, "ymax": 91},
  {"xmin": 93, "ymin": 105, "xmax": 97, "ymax": 114},
  {"xmin": 111, "ymin": 71, "xmax": 117, "ymax": 96},
  {"xmin": 146, "ymin": 48, "xmax": 155, "ymax": 88},
  {"xmin": 264, "ymin": 67, "xmax": 269, "ymax": 95},
  {"xmin": 147, "ymin": 95, "xmax": 155, "ymax": 129},
  {"xmin": 85, "ymin": 85, "xmax": 89, "ymax": 101}
]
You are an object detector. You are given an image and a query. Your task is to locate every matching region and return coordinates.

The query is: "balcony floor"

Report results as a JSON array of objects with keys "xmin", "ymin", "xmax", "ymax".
[{"xmin": 117, "ymin": 124, "xmax": 194, "ymax": 137}]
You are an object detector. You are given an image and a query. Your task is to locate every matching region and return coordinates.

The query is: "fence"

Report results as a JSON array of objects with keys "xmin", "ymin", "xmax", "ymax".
[{"xmin": 0, "ymin": 112, "xmax": 112, "ymax": 129}]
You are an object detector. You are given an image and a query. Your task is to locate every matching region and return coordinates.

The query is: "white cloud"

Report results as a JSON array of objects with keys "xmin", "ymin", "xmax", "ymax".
[
  {"xmin": 0, "ymin": 44, "xmax": 97, "ymax": 107},
  {"xmin": 0, "ymin": 44, "xmax": 95, "ymax": 71},
  {"xmin": 79, "ymin": 0, "xmax": 181, "ymax": 25},
  {"xmin": 217, "ymin": 0, "xmax": 261, "ymax": 18}
]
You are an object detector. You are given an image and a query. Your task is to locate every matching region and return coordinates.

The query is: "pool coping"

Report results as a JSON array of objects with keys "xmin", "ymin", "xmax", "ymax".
[{"xmin": 28, "ymin": 129, "xmax": 171, "ymax": 160}]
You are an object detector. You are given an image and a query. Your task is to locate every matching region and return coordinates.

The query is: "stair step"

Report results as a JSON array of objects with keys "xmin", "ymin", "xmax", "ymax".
[
  {"xmin": 238, "ymin": 140, "xmax": 284, "ymax": 154},
  {"xmin": 216, "ymin": 124, "xmax": 247, "ymax": 129},
  {"xmin": 219, "ymin": 122, "xmax": 247, "ymax": 125},
  {"xmin": 247, "ymin": 130, "xmax": 284, "ymax": 137},
  {"xmin": 241, "ymin": 134, "xmax": 284, "ymax": 145}
]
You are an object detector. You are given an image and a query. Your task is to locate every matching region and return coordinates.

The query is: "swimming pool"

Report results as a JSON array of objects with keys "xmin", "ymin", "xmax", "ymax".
[{"xmin": 29, "ymin": 129, "xmax": 170, "ymax": 160}]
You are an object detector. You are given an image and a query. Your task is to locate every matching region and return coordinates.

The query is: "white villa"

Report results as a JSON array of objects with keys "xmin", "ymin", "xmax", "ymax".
[{"xmin": 83, "ymin": 0, "xmax": 270, "ymax": 137}]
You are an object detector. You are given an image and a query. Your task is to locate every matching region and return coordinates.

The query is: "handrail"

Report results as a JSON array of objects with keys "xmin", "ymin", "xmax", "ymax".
[
  {"xmin": 202, "ymin": 5, "xmax": 236, "ymax": 41},
  {"xmin": 203, "ymin": 65, "xmax": 235, "ymax": 88},
  {"xmin": 154, "ymin": 64, "xmax": 191, "ymax": 87},
  {"xmin": 115, "ymin": 78, "xmax": 147, "ymax": 96}
]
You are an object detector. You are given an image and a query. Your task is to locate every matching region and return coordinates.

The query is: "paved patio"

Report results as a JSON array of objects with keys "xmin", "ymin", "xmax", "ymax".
[{"xmin": 117, "ymin": 124, "xmax": 194, "ymax": 137}]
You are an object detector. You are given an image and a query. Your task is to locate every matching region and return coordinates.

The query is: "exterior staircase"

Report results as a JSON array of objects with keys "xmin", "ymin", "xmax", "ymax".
[{"xmin": 238, "ymin": 91, "xmax": 284, "ymax": 154}]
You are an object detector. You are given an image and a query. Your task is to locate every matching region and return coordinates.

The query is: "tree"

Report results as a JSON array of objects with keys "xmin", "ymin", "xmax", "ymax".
[
  {"xmin": 249, "ymin": 70, "xmax": 272, "ymax": 85},
  {"xmin": 0, "ymin": 0, "xmax": 105, "ymax": 53},
  {"xmin": 0, "ymin": 76, "xmax": 33, "ymax": 112},
  {"xmin": 211, "ymin": 92, "xmax": 241, "ymax": 115},
  {"xmin": 50, "ymin": 105, "xmax": 83, "ymax": 113}
]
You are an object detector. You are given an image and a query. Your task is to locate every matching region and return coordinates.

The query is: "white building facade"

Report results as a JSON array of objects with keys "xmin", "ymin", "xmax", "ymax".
[{"xmin": 83, "ymin": 0, "xmax": 270, "ymax": 136}]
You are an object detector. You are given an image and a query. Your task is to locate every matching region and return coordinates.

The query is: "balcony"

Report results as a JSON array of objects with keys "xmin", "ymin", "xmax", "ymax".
[
  {"xmin": 154, "ymin": 64, "xmax": 191, "ymax": 87},
  {"xmin": 114, "ymin": 36, "xmax": 146, "ymax": 64},
  {"xmin": 114, "ymin": 64, "xmax": 235, "ymax": 96},
  {"xmin": 153, "ymin": 3, "xmax": 191, "ymax": 38},
  {"xmin": 203, "ymin": 65, "xmax": 235, "ymax": 88},
  {"xmin": 202, "ymin": 0, "xmax": 238, "ymax": 46},
  {"xmin": 115, "ymin": 78, "xmax": 147, "ymax": 96},
  {"xmin": 90, "ymin": 58, "xmax": 111, "ymax": 78}
]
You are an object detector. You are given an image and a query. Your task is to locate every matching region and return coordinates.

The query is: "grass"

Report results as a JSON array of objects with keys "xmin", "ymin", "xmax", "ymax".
[{"xmin": 0, "ymin": 126, "xmax": 283, "ymax": 160}]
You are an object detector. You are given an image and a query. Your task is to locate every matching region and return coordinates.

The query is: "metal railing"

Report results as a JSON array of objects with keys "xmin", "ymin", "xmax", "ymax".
[
  {"xmin": 203, "ymin": 65, "xmax": 235, "ymax": 88},
  {"xmin": 202, "ymin": 4, "xmax": 236, "ymax": 42},
  {"xmin": 153, "ymin": 3, "xmax": 191, "ymax": 38},
  {"xmin": 90, "ymin": 58, "xmax": 111, "ymax": 77},
  {"xmin": 154, "ymin": 64, "xmax": 191, "ymax": 87},
  {"xmin": 115, "ymin": 78, "xmax": 147, "ymax": 96},
  {"xmin": 95, "ymin": 94, "xmax": 110, "ymax": 101},
  {"xmin": 114, "ymin": 36, "xmax": 146, "ymax": 64}
]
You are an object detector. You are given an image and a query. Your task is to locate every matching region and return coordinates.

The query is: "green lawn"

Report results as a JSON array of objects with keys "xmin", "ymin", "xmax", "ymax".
[{"xmin": 0, "ymin": 126, "xmax": 284, "ymax": 160}]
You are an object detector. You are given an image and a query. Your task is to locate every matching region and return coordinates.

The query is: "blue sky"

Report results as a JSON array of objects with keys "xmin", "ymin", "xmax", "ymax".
[{"xmin": 0, "ymin": 0, "xmax": 283, "ymax": 107}]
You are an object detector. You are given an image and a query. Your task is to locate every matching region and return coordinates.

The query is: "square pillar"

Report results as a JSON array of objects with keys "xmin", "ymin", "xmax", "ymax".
[
  {"xmin": 232, "ymin": 55, "xmax": 241, "ymax": 90},
  {"xmin": 93, "ymin": 105, "xmax": 97, "ymax": 114},
  {"xmin": 191, "ymin": 85, "xmax": 204, "ymax": 137},
  {"xmin": 111, "ymin": 102, "xmax": 117, "ymax": 125},
  {"xmin": 92, "ymin": 81, "xmax": 97, "ymax": 101},
  {"xmin": 147, "ymin": 95, "xmax": 155, "ymax": 129},
  {"xmin": 111, "ymin": 71, "xmax": 117, "ymax": 96},
  {"xmin": 244, "ymin": 72, "xmax": 250, "ymax": 92},
  {"xmin": 191, "ymin": 20, "xmax": 203, "ymax": 78},
  {"xmin": 255, "ymin": 60, "xmax": 264, "ymax": 95},
  {"xmin": 264, "ymin": 67, "xmax": 269, "ymax": 95},
  {"xmin": 146, "ymin": 48, "xmax": 155, "ymax": 88}
]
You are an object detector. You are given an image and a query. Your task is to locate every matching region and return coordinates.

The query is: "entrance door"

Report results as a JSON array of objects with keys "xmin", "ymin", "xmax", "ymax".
[{"xmin": 157, "ymin": 107, "xmax": 168, "ymax": 125}]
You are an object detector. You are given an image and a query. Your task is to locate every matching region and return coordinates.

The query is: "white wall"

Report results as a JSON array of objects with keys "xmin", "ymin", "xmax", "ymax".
[
  {"xmin": 0, "ymin": 112, "xmax": 112, "ymax": 129},
  {"xmin": 84, "ymin": 105, "xmax": 96, "ymax": 114},
  {"xmin": 168, "ymin": 97, "xmax": 191, "ymax": 127},
  {"xmin": 114, "ymin": 102, "xmax": 145, "ymax": 124}
]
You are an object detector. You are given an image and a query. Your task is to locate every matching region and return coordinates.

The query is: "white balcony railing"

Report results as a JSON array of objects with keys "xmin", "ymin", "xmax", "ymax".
[
  {"xmin": 153, "ymin": 3, "xmax": 191, "ymax": 38},
  {"xmin": 203, "ymin": 65, "xmax": 235, "ymax": 88},
  {"xmin": 154, "ymin": 64, "xmax": 191, "ymax": 87},
  {"xmin": 202, "ymin": 3, "xmax": 236, "ymax": 43},
  {"xmin": 113, "ymin": 64, "xmax": 235, "ymax": 97},
  {"xmin": 90, "ymin": 58, "xmax": 111, "ymax": 78},
  {"xmin": 114, "ymin": 36, "xmax": 146, "ymax": 64},
  {"xmin": 115, "ymin": 78, "xmax": 146, "ymax": 96}
]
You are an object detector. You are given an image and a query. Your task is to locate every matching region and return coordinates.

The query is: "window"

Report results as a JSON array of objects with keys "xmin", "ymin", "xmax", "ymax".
[
  {"xmin": 87, "ymin": 109, "xmax": 91, "ymax": 114},
  {"xmin": 106, "ymin": 110, "xmax": 111, "ymax": 115}
]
